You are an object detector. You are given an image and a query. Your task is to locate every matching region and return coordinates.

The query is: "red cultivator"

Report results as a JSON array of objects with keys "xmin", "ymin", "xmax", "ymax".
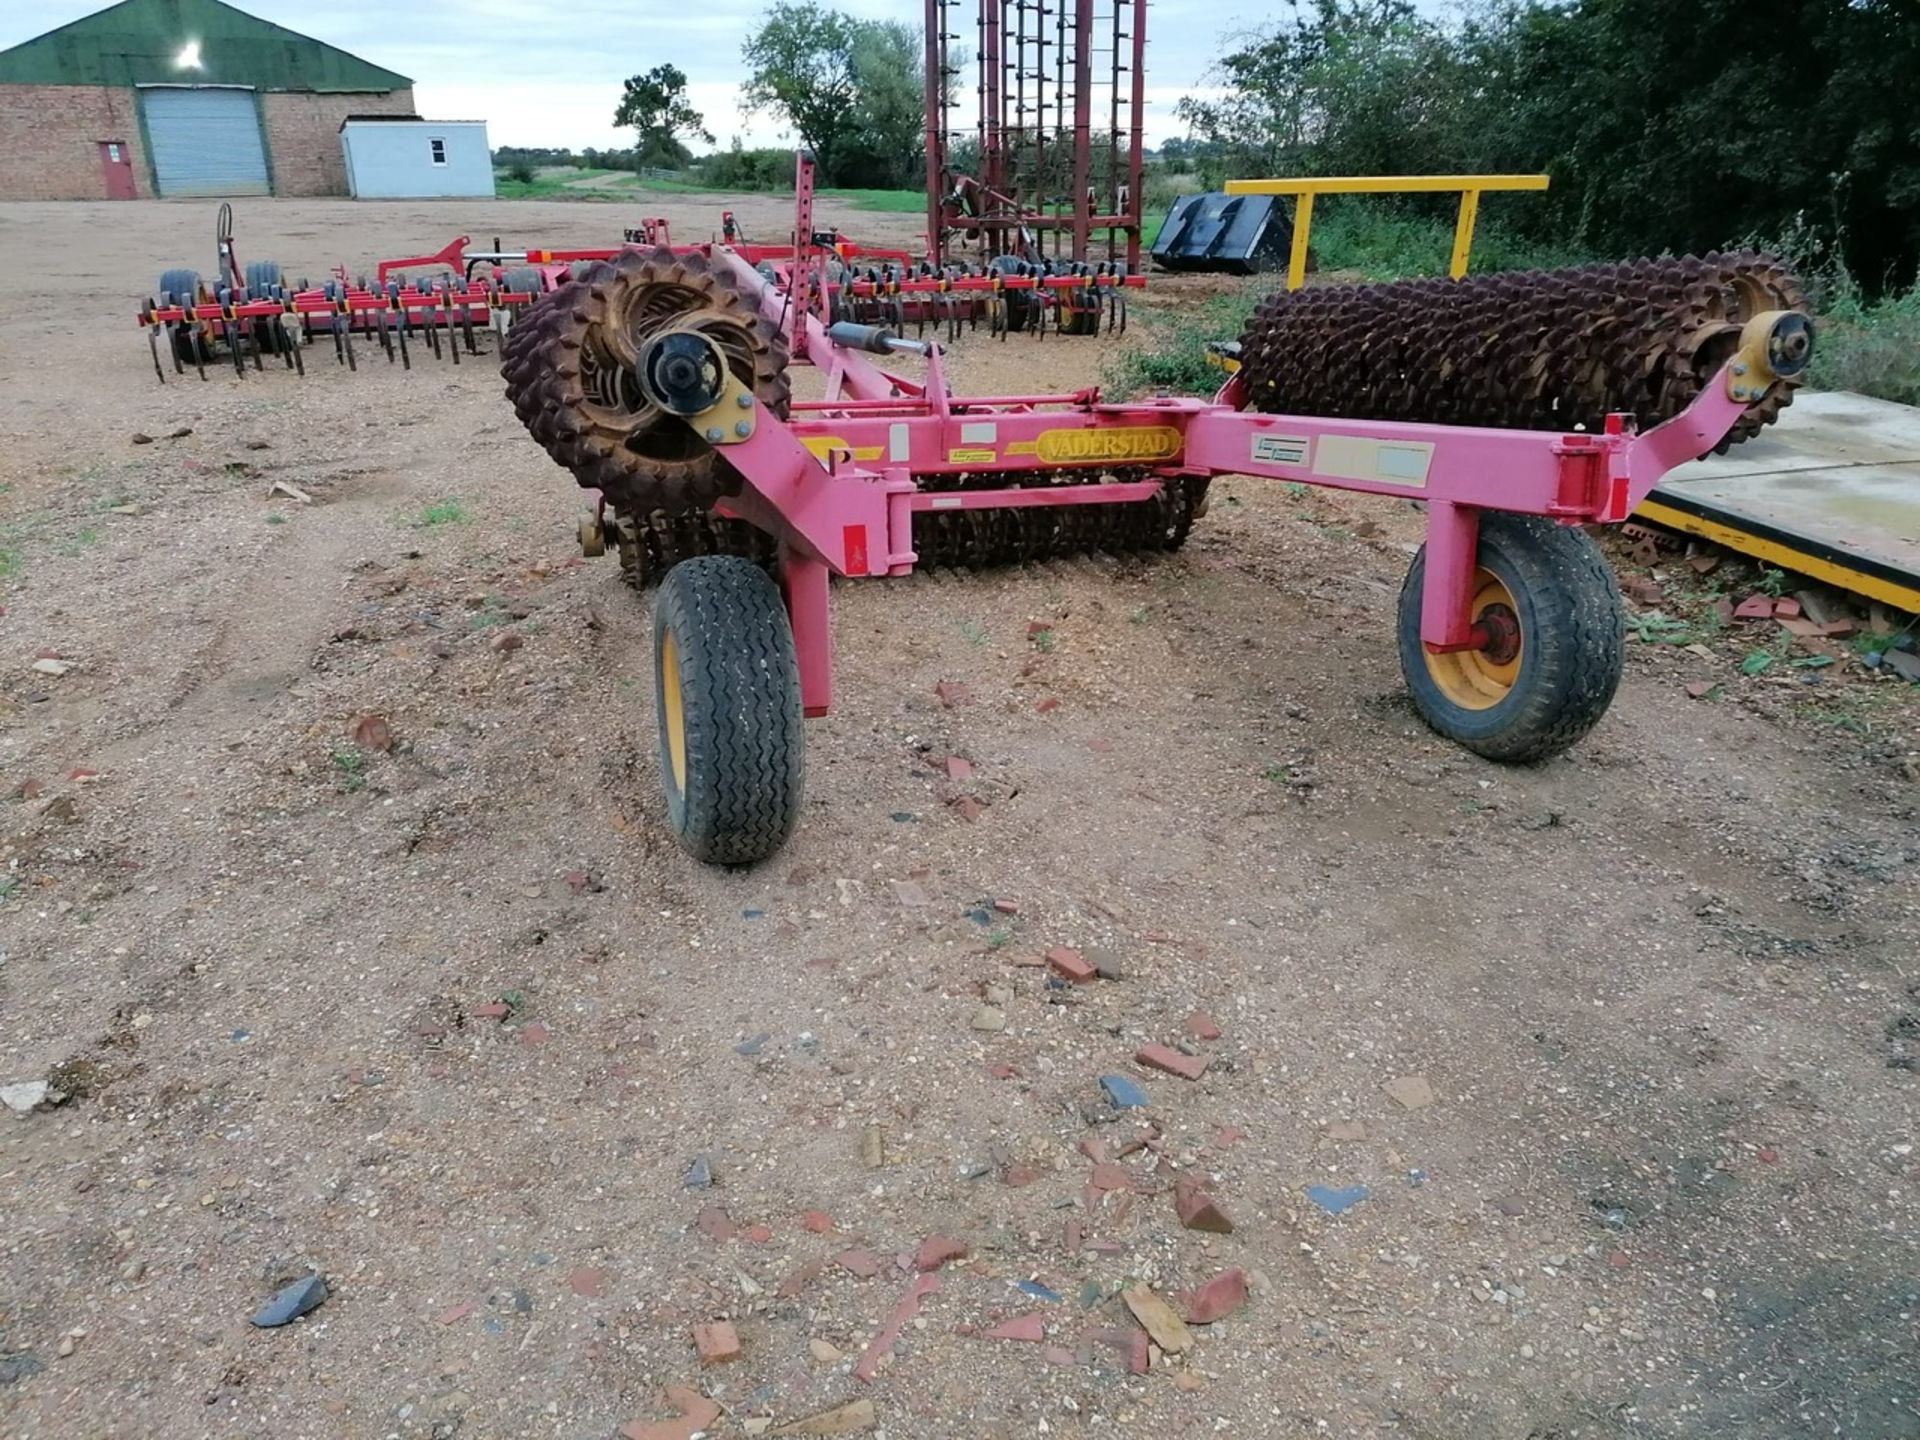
[{"xmin": 136, "ymin": 187, "xmax": 1142, "ymax": 384}]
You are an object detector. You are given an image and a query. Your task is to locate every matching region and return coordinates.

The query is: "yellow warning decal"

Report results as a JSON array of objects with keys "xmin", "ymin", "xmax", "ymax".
[
  {"xmin": 947, "ymin": 447, "xmax": 998, "ymax": 464},
  {"xmin": 801, "ymin": 435, "xmax": 885, "ymax": 462},
  {"xmin": 1034, "ymin": 426, "xmax": 1182, "ymax": 464}
]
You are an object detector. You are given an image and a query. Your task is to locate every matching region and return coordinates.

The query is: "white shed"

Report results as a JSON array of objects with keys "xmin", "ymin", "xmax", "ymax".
[{"xmin": 340, "ymin": 118, "xmax": 494, "ymax": 198}]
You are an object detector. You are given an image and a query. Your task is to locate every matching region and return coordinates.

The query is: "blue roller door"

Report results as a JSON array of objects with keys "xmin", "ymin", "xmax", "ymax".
[{"xmin": 141, "ymin": 87, "xmax": 270, "ymax": 197}]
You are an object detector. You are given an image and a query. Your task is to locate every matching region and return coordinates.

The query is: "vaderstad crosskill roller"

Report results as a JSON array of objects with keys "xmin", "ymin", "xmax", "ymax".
[{"xmin": 491, "ymin": 162, "xmax": 1811, "ymax": 864}]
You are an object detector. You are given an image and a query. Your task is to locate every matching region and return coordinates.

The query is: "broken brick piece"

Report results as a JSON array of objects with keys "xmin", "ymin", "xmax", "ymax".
[
  {"xmin": 853, "ymin": 1274, "xmax": 939, "ymax": 1382},
  {"xmin": 1185, "ymin": 1011, "xmax": 1223, "ymax": 1041},
  {"xmin": 696, "ymin": 1206, "xmax": 737, "ymax": 1241},
  {"xmin": 744, "ymin": 1223, "xmax": 774, "ymax": 1244},
  {"xmin": 915, "ymin": 1235, "xmax": 969, "ymax": 1272},
  {"xmin": 1088, "ymin": 1163, "xmax": 1133, "ymax": 1193},
  {"xmin": 984, "ymin": 1312, "xmax": 1045, "ymax": 1343},
  {"xmin": 1034, "ymin": 697, "xmax": 1060, "ymax": 714},
  {"xmin": 777, "ymin": 1259, "xmax": 827, "ymax": 1299},
  {"xmin": 620, "ymin": 1385, "xmax": 721, "ymax": 1440},
  {"xmin": 834, "ymin": 1249, "xmax": 881, "ymax": 1279},
  {"xmin": 934, "ymin": 681, "xmax": 971, "ymax": 707},
  {"xmin": 1136, "ymin": 1043, "xmax": 1208, "ymax": 1081},
  {"xmin": 1174, "ymin": 1178, "xmax": 1234, "ymax": 1234},
  {"xmin": 1046, "ymin": 947, "xmax": 1096, "ymax": 983},
  {"xmin": 693, "ymin": 1320, "xmax": 741, "ymax": 1365},
  {"xmin": 1087, "ymin": 1325, "xmax": 1151, "ymax": 1374},
  {"xmin": 941, "ymin": 755, "xmax": 974, "ymax": 781},
  {"xmin": 469, "ymin": 1002, "xmax": 510, "ymax": 1020},
  {"xmin": 801, "ymin": 1209, "xmax": 834, "ymax": 1233},
  {"xmin": 1183, "ymin": 1268, "xmax": 1248, "ymax": 1324},
  {"xmin": 1733, "ymin": 594, "xmax": 1775, "ymax": 620},
  {"xmin": 568, "ymin": 1266, "xmax": 606, "ymax": 1298}
]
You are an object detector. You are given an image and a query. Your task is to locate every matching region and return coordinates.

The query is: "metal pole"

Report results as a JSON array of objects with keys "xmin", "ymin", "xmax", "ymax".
[
  {"xmin": 1126, "ymin": 0, "xmax": 1146, "ymax": 269},
  {"xmin": 924, "ymin": 0, "xmax": 945, "ymax": 262},
  {"xmin": 1072, "ymin": 0, "xmax": 1093, "ymax": 262}
]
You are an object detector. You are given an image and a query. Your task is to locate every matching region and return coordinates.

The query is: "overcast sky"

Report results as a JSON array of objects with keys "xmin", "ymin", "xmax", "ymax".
[{"xmin": 1, "ymin": 0, "xmax": 1268, "ymax": 151}]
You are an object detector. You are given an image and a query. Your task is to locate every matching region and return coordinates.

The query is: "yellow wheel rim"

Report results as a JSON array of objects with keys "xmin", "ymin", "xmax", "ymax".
[
  {"xmin": 1424, "ymin": 568, "xmax": 1524, "ymax": 712},
  {"xmin": 660, "ymin": 630, "xmax": 688, "ymax": 794}
]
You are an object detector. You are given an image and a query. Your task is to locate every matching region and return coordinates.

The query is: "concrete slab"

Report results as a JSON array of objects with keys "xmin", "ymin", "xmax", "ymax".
[{"xmin": 1640, "ymin": 391, "xmax": 1920, "ymax": 612}]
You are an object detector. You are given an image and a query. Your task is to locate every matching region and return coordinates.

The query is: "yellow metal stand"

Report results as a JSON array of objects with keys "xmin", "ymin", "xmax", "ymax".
[{"xmin": 1223, "ymin": 174, "xmax": 1550, "ymax": 290}]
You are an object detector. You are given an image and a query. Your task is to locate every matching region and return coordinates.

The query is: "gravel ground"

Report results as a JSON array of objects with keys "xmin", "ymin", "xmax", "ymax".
[{"xmin": 0, "ymin": 196, "xmax": 1916, "ymax": 1440}]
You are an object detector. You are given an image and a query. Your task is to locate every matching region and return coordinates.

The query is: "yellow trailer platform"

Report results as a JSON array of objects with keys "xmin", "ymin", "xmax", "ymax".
[{"xmin": 1638, "ymin": 391, "xmax": 1920, "ymax": 614}]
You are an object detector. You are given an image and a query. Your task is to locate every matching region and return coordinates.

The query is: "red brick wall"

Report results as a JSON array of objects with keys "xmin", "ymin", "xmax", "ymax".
[
  {"xmin": 0, "ymin": 84, "xmax": 151, "ymax": 200},
  {"xmin": 0, "ymin": 84, "xmax": 417, "ymax": 200},
  {"xmin": 261, "ymin": 88, "xmax": 416, "ymax": 196}
]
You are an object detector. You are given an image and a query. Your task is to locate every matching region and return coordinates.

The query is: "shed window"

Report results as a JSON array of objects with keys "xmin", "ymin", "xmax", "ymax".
[{"xmin": 429, "ymin": 137, "xmax": 447, "ymax": 166}]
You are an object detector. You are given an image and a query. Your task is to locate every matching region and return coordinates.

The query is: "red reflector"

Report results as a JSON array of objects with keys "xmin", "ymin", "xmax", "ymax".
[{"xmin": 843, "ymin": 525, "xmax": 869, "ymax": 577}]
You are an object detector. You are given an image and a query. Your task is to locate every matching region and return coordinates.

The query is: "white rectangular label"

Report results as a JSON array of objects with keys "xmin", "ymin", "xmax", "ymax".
[
  {"xmin": 1251, "ymin": 433, "xmax": 1310, "ymax": 466},
  {"xmin": 1313, "ymin": 434, "xmax": 1434, "ymax": 488},
  {"xmin": 960, "ymin": 421, "xmax": 999, "ymax": 444},
  {"xmin": 889, "ymin": 422, "xmax": 910, "ymax": 462},
  {"xmin": 931, "ymin": 495, "xmax": 964, "ymax": 509}
]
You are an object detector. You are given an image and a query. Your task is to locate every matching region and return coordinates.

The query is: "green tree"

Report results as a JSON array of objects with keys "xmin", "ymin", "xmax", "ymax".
[
  {"xmin": 614, "ymin": 63, "xmax": 714, "ymax": 170},
  {"xmin": 839, "ymin": 20, "xmax": 926, "ymax": 188},
  {"xmin": 742, "ymin": 3, "xmax": 863, "ymax": 181},
  {"xmin": 742, "ymin": 2, "xmax": 928, "ymax": 185},
  {"xmin": 1174, "ymin": 0, "xmax": 1920, "ymax": 292}
]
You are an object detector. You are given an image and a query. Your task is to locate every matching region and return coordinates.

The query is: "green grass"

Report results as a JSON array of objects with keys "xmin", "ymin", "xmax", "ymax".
[
  {"xmin": 415, "ymin": 498, "xmax": 469, "ymax": 527},
  {"xmin": 1307, "ymin": 205, "xmax": 1590, "ymax": 281},
  {"xmin": 492, "ymin": 168, "xmax": 920, "ymax": 214},
  {"xmin": 1103, "ymin": 288, "xmax": 1262, "ymax": 399},
  {"xmin": 0, "ymin": 548, "xmax": 18, "ymax": 580},
  {"xmin": 1807, "ymin": 281, "xmax": 1920, "ymax": 406},
  {"xmin": 330, "ymin": 743, "xmax": 367, "ymax": 792}
]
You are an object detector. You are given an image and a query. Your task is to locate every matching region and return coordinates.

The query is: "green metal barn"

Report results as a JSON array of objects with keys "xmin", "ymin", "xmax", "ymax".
[{"xmin": 0, "ymin": 0, "xmax": 415, "ymax": 200}]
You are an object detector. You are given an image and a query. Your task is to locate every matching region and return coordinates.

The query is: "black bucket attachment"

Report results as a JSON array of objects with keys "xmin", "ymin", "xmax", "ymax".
[{"xmin": 1151, "ymin": 193, "xmax": 1295, "ymax": 275}]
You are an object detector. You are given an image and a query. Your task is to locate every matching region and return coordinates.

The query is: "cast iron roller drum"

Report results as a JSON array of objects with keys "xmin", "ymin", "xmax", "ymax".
[
  {"xmin": 500, "ymin": 247, "xmax": 790, "ymax": 514},
  {"xmin": 1234, "ymin": 251, "xmax": 1807, "ymax": 448}
]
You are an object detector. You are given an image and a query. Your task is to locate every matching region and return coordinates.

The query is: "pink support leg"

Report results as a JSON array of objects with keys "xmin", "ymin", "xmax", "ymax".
[
  {"xmin": 1419, "ymin": 501, "xmax": 1484, "ymax": 652},
  {"xmin": 782, "ymin": 546, "xmax": 834, "ymax": 718}
]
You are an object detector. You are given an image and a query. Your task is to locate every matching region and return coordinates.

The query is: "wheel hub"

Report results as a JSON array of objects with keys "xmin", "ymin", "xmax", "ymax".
[{"xmin": 1474, "ymin": 603, "xmax": 1521, "ymax": 665}]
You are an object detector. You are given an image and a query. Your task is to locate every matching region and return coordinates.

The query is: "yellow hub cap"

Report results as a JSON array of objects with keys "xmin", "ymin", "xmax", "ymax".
[
  {"xmin": 1424, "ymin": 568, "xmax": 1523, "ymax": 711},
  {"xmin": 660, "ymin": 630, "xmax": 688, "ymax": 793}
]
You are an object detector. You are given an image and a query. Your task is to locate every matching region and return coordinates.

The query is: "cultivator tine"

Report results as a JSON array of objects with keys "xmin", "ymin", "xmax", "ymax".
[
  {"xmin": 342, "ymin": 317, "xmax": 357, "ymax": 372},
  {"xmin": 459, "ymin": 289, "xmax": 477, "ymax": 356},
  {"xmin": 396, "ymin": 307, "xmax": 411, "ymax": 370},
  {"xmin": 330, "ymin": 315, "xmax": 346, "ymax": 368},
  {"xmin": 286, "ymin": 316, "xmax": 304, "ymax": 376}
]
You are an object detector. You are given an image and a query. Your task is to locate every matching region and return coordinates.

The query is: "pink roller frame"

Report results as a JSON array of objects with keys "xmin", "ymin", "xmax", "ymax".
[{"xmin": 693, "ymin": 246, "xmax": 1756, "ymax": 718}]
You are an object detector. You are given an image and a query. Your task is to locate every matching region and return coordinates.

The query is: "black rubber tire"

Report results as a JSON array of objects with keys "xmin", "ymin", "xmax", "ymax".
[
  {"xmin": 158, "ymin": 268, "xmax": 201, "ymax": 304},
  {"xmin": 501, "ymin": 266, "xmax": 545, "ymax": 295},
  {"xmin": 1397, "ymin": 512, "xmax": 1625, "ymax": 762},
  {"xmin": 652, "ymin": 556, "xmax": 805, "ymax": 864}
]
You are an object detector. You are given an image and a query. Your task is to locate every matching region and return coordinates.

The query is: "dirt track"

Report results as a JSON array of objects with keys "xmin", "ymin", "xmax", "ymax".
[{"xmin": 0, "ymin": 196, "xmax": 1916, "ymax": 1440}]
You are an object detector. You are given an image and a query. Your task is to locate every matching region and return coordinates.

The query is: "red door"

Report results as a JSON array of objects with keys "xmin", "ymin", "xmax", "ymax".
[{"xmin": 98, "ymin": 141, "xmax": 136, "ymax": 200}]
